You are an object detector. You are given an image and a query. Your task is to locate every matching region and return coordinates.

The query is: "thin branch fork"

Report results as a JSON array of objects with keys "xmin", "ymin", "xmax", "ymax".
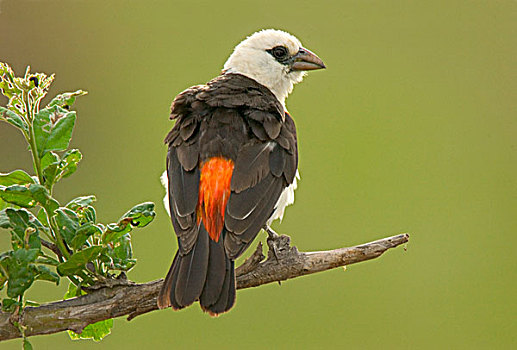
[{"xmin": 0, "ymin": 233, "xmax": 409, "ymax": 341}]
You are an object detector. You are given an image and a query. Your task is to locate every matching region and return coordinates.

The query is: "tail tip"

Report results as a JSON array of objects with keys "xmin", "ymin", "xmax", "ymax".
[{"xmin": 157, "ymin": 293, "xmax": 171, "ymax": 309}]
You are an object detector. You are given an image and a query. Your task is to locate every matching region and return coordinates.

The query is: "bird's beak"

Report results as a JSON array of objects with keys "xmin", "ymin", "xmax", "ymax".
[{"xmin": 291, "ymin": 47, "xmax": 326, "ymax": 71}]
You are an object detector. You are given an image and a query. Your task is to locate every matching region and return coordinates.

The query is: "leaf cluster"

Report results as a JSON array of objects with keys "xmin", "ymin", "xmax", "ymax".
[{"xmin": 0, "ymin": 62, "xmax": 156, "ymax": 344}]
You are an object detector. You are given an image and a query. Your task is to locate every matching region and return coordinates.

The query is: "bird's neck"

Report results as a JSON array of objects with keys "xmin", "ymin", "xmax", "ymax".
[{"xmin": 224, "ymin": 68, "xmax": 297, "ymax": 110}]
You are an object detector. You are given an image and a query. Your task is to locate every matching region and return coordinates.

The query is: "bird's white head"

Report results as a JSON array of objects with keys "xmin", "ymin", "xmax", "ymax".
[{"xmin": 223, "ymin": 29, "xmax": 325, "ymax": 108}]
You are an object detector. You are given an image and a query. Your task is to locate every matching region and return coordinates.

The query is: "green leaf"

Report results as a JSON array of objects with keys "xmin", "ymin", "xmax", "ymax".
[
  {"xmin": 29, "ymin": 184, "xmax": 59, "ymax": 213},
  {"xmin": 47, "ymin": 90, "xmax": 87, "ymax": 109},
  {"xmin": 40, "ymin": 151, "xmax": 59, "ymax": 170},
  {"xmin": 63, "ymin": 281, "xmax": 84, "ymax": 299},
  {"xmin": 66, "ymin": 196, "xmax": 97, "ymax": 223},
  {"xmin": 0, "ymin": 62, "xmax": 21, "ymax": 99},
  {"xmin": 35, "ymin": 255, "xmax": 59, "ymax": 266},
  {"xmin": 23, "ymin": 337, "xmax": 33, "ymax": 350},
  {"xmin": 0, "ymin": 209, "xmax": 10, "ymax": 228},
  {"xmin": 1, "ymin": 298, "xmax": 20, "ymax": 312},
  {"xmin": 0, "ymin": 106, "xmax": 27, "ymax": 131},
  {"xmin": 66, "ymin": 195, "xmax": 96, "ymax": 210},
  {"xmin": 42, "ymin": 163, "xmax": 59, "ymax": 189},
  {"xmin": 33, "ymin": 106, "xmax": 76, "ymax": 157},
  {"xmin": 36, "ymin": 208, "xmax": 49, "ymax": 227},
  {"xmin": 0, "ymin": 184, "xmax": 59, "ymax": 213},
  {"xmin": 104, "ymin": 234, "xmax": 136, "ymax": 271},
  {"xmin": 57, "ymin": 246, "xmax": 102, "ymax": 276},
  {"xmin": 0, "ymin": 170, "xmax": 34, "ymax": 186},
  {"xmin": 0, "ymin": 250, "xmax": 11, "ymax": 269},
  {"xmin": 63, "ymin": 281, "xmax": 82, "ymax": 300},
  {"xmin": 0, "ymin": 269, "xmax": 6, "ymax": 290},
  {"xmin": 41, "ymin": 152, "xmax": 60, "ymax": 189},
  {"xmin": 34, "ymin": 265, "xmax": 60, "ymax": 285},
  {"xmin": 68, "ymin": 318, "xmax": 113, "ymax": 342},
  {"xmin": 3, "ymin": 248, "xmax": 39, "ymax": 298},
  {"xmin": 102, "ymin": 202, "xmax": 155, "ymax": 243},
  {"xmin": 101, "ymin": 225, "xmax": 126, "ymax": 244},
  {"xmin": 54, "ymin": 208, "xmax": 80, "ymax": 245},
  {"xmin": 79, "ymin": 205, "xmax": 97, "ymax": 224},
  {"xmin": 70, "ymin": 223, "xmax": 102, "ymax": 250},
  {"xmin": 13, "ymin": 248, "xmax": 39, "ymax": 263},
  {"xmin": 59, "ymin": 149, "xmax": 82, "ymax": 178},
  {"xmin": 0, "ymin": 185, "xmax": 36, "ymax": 207},
  {"xmin": 43, "ymin": 111, "xmax": 76, "ymax": 155},
  {"xmin": 33, "ymin": 107, "xmax": 53, "ymax": 154},
  {"xmin": 121, "ymin": 202, "xmax": 156, "ymax": 228},
  {"xmin": 4, "ymin": 208, "xmax": 43, "ymax": 250},
  {"xmin": 40, "ymin": 150, "xmax": 82, "ymax": 189}
]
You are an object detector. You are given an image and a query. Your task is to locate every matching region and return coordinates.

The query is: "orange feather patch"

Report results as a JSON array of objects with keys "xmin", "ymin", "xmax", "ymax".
[{"xmin": 197, "ymin": 157, "xmax": 234, "ymax": 242}]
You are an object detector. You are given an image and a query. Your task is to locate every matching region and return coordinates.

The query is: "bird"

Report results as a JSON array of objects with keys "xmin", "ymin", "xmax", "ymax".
[{"xmin": 157, "ymin": 29, "xmax": 325, "ymax": 315}]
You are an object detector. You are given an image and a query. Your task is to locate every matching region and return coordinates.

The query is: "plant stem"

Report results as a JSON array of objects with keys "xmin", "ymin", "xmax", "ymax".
[
  {"xmin": 23, "ymin": 92, "xmax": 70, "ymax": 261},
  {"xmin": 22, "ymin": 89, "xmax": 44, "ymax": 186},
  {"xmin": 27, "ymin": 124, "xmax": 44, "ymax": 185},
  {"xmin": 23, "ymin": 95, "xmax": 70, "ymax": 262},
  {"xmin": 50, "ymin": 216, "xmax": 70, "ymax": 259}
]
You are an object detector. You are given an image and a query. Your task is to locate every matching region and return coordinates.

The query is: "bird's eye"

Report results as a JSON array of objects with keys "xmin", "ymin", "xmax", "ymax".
[{"xmin": 271, "ymin": 46, "xmax": 288, "ymax": 59}]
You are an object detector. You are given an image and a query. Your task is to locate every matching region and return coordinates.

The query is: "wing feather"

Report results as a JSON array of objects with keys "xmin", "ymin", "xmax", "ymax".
[
  {"xmin": 168, "ymin": 149, "xmax": 199, "ymax": 217},
  {"xmin": 230, "ymin": 142, "xmax": 274, "ymax": 193},
  {"xmin": 226, "ymin": 174, "xmax": 275, "ymax": 220}
]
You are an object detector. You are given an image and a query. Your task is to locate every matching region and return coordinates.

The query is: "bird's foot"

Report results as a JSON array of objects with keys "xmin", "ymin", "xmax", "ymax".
[
  {"xmin": 264, "ymin": 226, "xmax": 297, "ymax": 262},
  {"xmin": 265, "ymin": 226, "xmax": 281, "ymax": 261},
  {"xmin": 265, "ymin": 226, "xmax": 280, "ymax": 240}
]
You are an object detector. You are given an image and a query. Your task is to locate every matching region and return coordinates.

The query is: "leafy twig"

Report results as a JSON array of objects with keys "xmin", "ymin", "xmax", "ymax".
[{"xmin": 0, "ymin": 62, "xmax": 156, "ymax": 345}]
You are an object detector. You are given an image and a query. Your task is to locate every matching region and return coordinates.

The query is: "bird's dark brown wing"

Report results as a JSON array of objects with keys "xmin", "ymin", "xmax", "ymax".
[{"xmin": 224, "ymin": 110, "xmax": 298, "ymax": 259}]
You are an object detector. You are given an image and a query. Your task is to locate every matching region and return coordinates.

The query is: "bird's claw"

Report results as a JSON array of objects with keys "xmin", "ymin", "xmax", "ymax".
[
  {"xmin": 265, "ymin": 226, "xmax": 280, "ymax": 240},
  {"xmin": 265, "ymin": 226, "xmax": 283, "ymax": 262}
]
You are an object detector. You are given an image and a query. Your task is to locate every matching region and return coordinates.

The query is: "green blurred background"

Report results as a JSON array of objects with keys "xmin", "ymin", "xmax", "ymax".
[{"xmin": 1, "ymin": 0, "xmax": 515, "ymax": 348}]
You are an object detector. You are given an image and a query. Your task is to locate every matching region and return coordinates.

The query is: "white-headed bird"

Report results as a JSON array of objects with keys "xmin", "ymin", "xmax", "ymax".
[{"xmin": 158, "ymin": 29, "xmax": 325, "ymax": 315}]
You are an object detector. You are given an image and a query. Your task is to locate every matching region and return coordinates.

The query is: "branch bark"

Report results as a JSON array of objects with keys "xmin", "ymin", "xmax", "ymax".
[{"xmin": 0, "ymin": 233, "xmax": 409, "ymax": 341}]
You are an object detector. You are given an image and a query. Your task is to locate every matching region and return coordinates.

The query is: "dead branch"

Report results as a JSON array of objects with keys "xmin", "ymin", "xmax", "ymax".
[{"xmin": 0, "ymin": 233, "xmax": 409, "ymax": 341}]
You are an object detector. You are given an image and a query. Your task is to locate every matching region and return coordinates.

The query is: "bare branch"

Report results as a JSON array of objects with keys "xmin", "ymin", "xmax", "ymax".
[{"xmin": 0, "ymin": 233, "xmax": 409, "ymax": 341}]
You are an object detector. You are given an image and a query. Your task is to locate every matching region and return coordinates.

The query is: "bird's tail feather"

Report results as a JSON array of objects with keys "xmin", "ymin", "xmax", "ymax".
[{"xmin": 157, "ymin": 226, "xmax": 236, "ymax": 315}]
